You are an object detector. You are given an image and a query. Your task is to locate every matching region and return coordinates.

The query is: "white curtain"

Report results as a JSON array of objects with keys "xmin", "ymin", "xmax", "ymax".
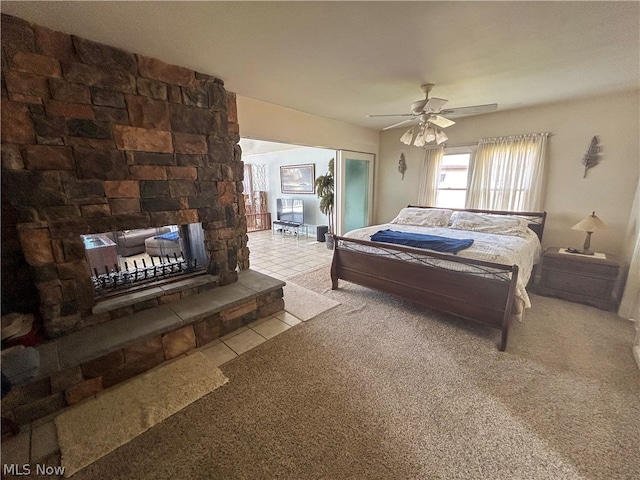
[
  {"xmin": 466, "ymin": 133, "xmax": 549, "ymax": 211},
  {"xmin": 619, "ymin": 176, "xmax": 640, "ymax": 321},
  {"xmin": 242, "ymin": 164, "xmax": 255, "ymax": 213},
  {"xmin": 242, "ymin": 164, "xmax": 268, "ymax": 215},
  {"xmin": 417, "ymin": 146, "xmax": 444, "ymax": 206}
]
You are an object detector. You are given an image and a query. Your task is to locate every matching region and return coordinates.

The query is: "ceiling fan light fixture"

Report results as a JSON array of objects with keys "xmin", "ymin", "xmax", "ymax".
[
  {"xmin": 371, "ymin": 83, "xmax": 497, "ymax": 148},
  {"xmin": 424, "ymin": 126, "xmax": 436, "ymax": 143},
  {"xmin": 400, "ymin": 128, "xmax": 414, "ymax": 145},
  {"xmin": 435, "ymin": 129, "xmax": 448, "ymax": 145}
]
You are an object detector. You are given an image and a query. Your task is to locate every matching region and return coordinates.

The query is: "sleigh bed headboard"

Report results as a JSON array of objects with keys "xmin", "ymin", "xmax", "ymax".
[{"xmin": 407, "ymin": 206, "xmax": 547, "ymax": 242}]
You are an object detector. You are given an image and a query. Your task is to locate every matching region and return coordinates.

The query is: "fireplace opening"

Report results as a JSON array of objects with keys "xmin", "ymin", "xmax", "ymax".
[{"xmin": 81, "ymin": 223, "xmax": 209, "ymax": 297}]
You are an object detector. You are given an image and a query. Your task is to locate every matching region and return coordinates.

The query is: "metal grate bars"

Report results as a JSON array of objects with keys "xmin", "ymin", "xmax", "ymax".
[{"xmin": 91, "ymin": 252, "xmax": 204, "ymax": 295}]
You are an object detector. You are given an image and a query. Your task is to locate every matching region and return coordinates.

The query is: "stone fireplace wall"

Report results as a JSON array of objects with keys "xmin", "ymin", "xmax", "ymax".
[{"xmin": 1, "ymin": 14, "xmax": 249, "ymax": 337}]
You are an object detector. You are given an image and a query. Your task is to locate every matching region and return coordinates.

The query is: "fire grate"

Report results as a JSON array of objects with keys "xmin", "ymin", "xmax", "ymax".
[{"xmin": 91, "ymin": 252, "xmax": 205, "ymax": 295}]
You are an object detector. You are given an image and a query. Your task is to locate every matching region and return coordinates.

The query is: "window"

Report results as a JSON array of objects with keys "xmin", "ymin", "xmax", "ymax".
[
  {"xmin": 434, "ymin": 148, "xmax": 473, "ymax": 209},
  {"xmin": 466, "ymin": 133, "xmax": 548, "ymax": 211}
]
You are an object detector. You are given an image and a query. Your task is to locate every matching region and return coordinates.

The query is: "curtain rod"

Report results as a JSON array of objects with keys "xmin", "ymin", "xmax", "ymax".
[
  {"xmin": 423, "ymin": 133, "xmax": 554, "ymax": 150},
  {"xmin": 443, "ymin": 142, "xmax": 477, "ymax": 148},
  {"xmin": 479, "ymin": 132, "xmax": 553, "ymax": 142}
]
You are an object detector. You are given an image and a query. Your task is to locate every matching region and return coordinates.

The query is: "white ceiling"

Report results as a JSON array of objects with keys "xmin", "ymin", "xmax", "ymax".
[
  {"xmin": 3, "ymin": 2, "xmax": 639, "ymax": 130},
  {"xmin": 239, "ymin": 138, "xmax": 308, "ymax": 157}
]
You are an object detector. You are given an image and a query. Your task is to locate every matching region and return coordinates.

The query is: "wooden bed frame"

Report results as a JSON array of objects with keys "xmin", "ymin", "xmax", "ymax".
[{"xmin": 330, "ymin": 207, "xmax": 547, "ymax": 351}]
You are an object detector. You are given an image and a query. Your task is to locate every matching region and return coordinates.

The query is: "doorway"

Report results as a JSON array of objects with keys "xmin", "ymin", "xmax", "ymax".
[
  {"xmin": 335, "ymin": 150, "xmax": 375, "ymax": 236},
  {"xmin": 239, "ymin": 139, "xmax": 376, "ymax": 238}
]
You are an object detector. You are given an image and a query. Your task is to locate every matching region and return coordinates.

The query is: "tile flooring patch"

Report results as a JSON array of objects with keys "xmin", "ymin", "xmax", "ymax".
[
  {"xmin": 251, "ymin": 318, "xmax": 290, "ymax": 339},
  {"xmin": 223, "ymin": 330, "xmax": 266, "ymax": 355},
  {"xmin": 201, "ymin": 342, "xmax": 238, "ymax": 367},
  {"xmin": 247, "ymin": 230, "xmax": 332, "ymax": 282},
  {"xmin": 277, "ymin": 311, "xmax": 303, "ymax": 326}
]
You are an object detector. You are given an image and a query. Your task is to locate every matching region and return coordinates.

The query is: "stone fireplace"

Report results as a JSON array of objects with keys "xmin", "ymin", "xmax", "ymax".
[{"xmin": 1, "ymin": 14, "xmax": 250, "ymax": 338}]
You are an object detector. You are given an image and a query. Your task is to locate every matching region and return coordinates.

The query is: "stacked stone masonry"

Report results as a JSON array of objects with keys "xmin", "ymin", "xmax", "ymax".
[
  {"xmin": 1, "ymin": 14, "xmax": 250, "ymax": 337},
  {"xmin": 2, "ymin": 284, "xmax": 285, "ymax": 425}
]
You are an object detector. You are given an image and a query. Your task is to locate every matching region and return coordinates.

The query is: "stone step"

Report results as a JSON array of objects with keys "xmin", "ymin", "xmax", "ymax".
[
  {"xmin": 3, "ymin": 270, "xmax": 285, "ymax": 425},
  {"xmin": 37, "ymin": 270, "xmax": 284, "ymax": 377}
]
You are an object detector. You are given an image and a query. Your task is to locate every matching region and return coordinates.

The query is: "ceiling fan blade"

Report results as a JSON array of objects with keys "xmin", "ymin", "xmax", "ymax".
[
  {"xmin": 439, "ymin": 103, "xmax": 498, "ymax": 118},
  {"xmin": 424, "ymin": 97, "xmax": 448, "ymax": 113},
  {"xmin": 382, "ymin": 118, "xmax": 417, "ymax": 130},
  {"xmin": 427, "ymin": 115, "xmax": 455, "ymax": 129},
  {"xmin": 367, "ymin": 113, "xmax": 415, "ymax": 118}
]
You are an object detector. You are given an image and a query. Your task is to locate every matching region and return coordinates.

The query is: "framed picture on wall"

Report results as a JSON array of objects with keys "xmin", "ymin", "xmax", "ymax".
[{"xmin": 280, "ymin": 164, "xmax": 315, "ymax": 194}]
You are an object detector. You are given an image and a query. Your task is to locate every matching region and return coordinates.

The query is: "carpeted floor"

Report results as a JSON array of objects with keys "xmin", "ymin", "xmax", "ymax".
[{"xmin": 70, "ymin": 266, "xmax": 639, "ymax": 479}]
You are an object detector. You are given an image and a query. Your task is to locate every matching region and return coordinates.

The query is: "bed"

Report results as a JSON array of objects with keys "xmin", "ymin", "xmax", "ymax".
[{"xmin": 330, "ymin": 206, "xmax": 546, "ymax": 351}]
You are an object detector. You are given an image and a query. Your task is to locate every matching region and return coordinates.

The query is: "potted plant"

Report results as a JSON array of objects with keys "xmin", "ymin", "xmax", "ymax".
[{"xmin": 315, "ymin": 158, "xmax": 335, "ymax": 249}]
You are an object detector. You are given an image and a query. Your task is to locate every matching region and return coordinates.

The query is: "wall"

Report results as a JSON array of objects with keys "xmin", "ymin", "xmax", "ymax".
[
  {"xmin": 376, "ymin": 90, "xmax": 640, "ymax": 260},
  {"xmin": 237, "ymin": 96, "xmax": 379, "ymax": 155},
  {"xmin": 244, "ymin": 147, "xmax": 334, "ymax": 234}
]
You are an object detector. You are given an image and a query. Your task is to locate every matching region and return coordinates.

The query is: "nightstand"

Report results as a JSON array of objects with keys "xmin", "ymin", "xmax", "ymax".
[{"xmin": 537, "ymin": 247, "xmax": 620, "ymax": 310}]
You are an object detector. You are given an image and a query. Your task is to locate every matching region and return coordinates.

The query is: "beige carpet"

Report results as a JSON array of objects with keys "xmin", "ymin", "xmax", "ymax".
[
  {"xmin": 55, "ymin": 352, "xmax": 228, "ymax": 477},
  {"xmin": 283, "ymin": 277, "xmax": 340, "ymax": 321},
  {"xmin": 67, "ymin": 266, "xmax": 639, "ymax": 479}
]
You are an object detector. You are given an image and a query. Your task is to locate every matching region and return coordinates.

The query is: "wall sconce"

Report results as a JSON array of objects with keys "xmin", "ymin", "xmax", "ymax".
[{"xmin": 398, "ymin": 153, "xmax": 407, "ymax": 180}]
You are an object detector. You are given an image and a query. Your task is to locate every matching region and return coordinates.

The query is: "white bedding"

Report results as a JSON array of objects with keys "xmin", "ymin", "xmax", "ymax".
[{"xmin": 343, "ymin": 223, "xmax": 542, "ymax": 309}]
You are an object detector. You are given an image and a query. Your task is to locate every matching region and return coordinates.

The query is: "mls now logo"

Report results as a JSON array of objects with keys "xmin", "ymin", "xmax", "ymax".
[{"xmin": 3, "ymin": 464, "xmax": 65, "ymax": 476}]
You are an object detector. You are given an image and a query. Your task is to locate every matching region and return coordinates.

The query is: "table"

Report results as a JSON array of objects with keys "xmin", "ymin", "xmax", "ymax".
[
  {"xmin": 82, "ymin": 234, "xmax": 119, "ymax": 275},
  {"xmin": 537, "ymin": 247, "xmax": 620, "ymax": 310},
  {"xmin": 272, "ymin": 221, "xmax": 308, "ymax": 239}
]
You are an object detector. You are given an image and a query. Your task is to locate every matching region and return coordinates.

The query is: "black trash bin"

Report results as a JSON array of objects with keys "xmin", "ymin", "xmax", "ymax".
[{"xmin": 316, "ymin": 225, "xmax": 329, "ymax": 242}]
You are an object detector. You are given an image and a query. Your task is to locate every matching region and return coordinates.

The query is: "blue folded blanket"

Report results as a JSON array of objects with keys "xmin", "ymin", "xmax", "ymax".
[
  {"xmin": 154, "ymin": 231, "xmax": 180, "ymax": 243},
  {"xmin": 370, "ymin": 229, "xmax": 474, "ymax": 254}
]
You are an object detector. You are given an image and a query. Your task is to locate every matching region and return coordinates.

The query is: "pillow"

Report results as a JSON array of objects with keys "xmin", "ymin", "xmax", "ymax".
[
  {"xmin": 449, "ymin": 211, "xmax": 530, "ymax": 237},
  {"xmin": 390, "ymin": 208, "xmax": 453, "ymax": 227}
]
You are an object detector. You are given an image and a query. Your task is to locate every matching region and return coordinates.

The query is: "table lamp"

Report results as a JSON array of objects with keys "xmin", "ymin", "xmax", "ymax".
[{"xmin": 571, "ymin": 211, "xmax": 606, "ymax": 255}]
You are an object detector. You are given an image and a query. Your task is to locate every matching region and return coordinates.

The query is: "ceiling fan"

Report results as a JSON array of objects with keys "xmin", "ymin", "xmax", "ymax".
[{"xmin": 367, "ymin": 84, "xmax": 498, "ymax": 146}]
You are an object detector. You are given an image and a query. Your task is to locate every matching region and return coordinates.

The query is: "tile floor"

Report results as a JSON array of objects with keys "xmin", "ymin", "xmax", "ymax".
[
  {"xmin": 1, "ymin": 229, "xmax": 334, "ymax": 472},
  {"xmin": 199, "ymin": 310, "xmax": 303, "ymax": 366},
  {"xmin": 247, "ymin": 228, "xmax": 334, "ymax": 281}
]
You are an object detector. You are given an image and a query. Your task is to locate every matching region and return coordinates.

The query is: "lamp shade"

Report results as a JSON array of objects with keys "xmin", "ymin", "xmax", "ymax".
[
  {"xmin": 424, "ymin": 126, "xmax": 436, "ymax": 143},
  {"xmin": 435, "ymin": 129, "xmax": 448, "ymax": 145},
  {"xmin": 571, "ymin": 211, "xmax": 606, "ymax": 232},
  {"xmin": 400, "ymin": 128, "xmax": 414, "ymax": 145}
]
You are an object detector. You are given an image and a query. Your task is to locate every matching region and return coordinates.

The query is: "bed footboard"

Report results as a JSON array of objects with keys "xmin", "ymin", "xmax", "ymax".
[{"xmin": 330, "ymin": 236, "xmax": 519, "ymax": 351}]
